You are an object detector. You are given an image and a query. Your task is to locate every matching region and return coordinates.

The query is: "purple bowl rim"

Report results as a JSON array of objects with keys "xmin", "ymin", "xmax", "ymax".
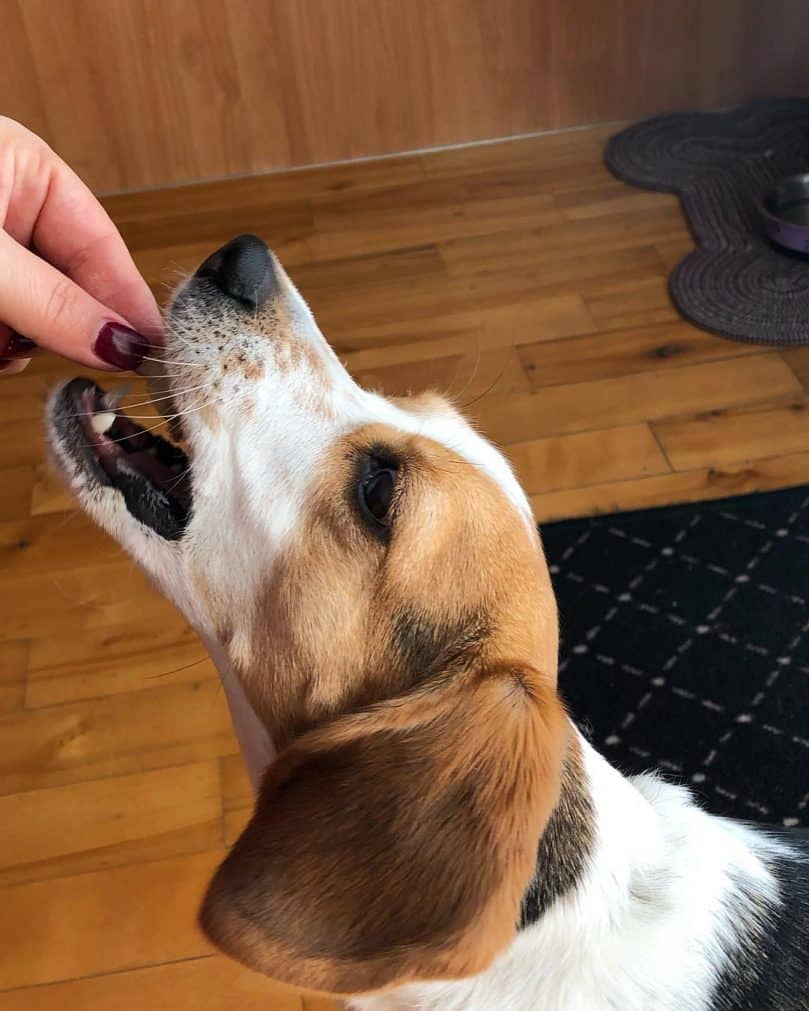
[{"xmin": 756, "ymin": 173, "xmax": 809, "ymax": 235}]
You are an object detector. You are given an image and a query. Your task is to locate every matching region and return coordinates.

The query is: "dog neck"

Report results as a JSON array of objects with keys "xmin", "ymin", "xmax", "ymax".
[
  {"xmin": 206, "ymin": 638, "xmax": 275, "ymax": 791},
  {"xmin": 212, "ymin": 651, "xmax": 803, "ymax": 1011},
  {"xmin": 514, "ymin": 726, "xmax": 779, "ymax": 1005},
  {"xmin": 360, "ymin": 725, "xmax": 791, "ymax": 1011}
]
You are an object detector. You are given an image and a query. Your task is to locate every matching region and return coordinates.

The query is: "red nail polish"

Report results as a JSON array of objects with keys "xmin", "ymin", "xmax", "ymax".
[{"xmin": 94, "ymin": 323, "xmax": 150, "ymax": 370}]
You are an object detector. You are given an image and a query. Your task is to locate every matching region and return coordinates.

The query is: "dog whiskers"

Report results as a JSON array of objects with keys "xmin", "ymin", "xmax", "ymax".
[
  {"xmin": 140, "ymin": 353, "xmax": 209, "ymax": 368},
  {"xmin": 143, "ymin": 655, "xmax": 211, "ymax": 680},
  {"xmin": 68, "ymin": 380, "xmax": 219, "ymax": 417}
]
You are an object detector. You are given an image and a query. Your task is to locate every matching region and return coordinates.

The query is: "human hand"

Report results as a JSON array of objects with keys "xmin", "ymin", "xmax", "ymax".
[{"xmin": 0, "ymin": 116, "xmax": 162, "ymax": 376}]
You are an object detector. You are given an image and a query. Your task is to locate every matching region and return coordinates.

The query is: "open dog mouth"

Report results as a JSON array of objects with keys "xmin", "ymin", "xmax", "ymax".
[{"xmin": 49, "ymin": 377, "xmax": 192, "ymax": 541}]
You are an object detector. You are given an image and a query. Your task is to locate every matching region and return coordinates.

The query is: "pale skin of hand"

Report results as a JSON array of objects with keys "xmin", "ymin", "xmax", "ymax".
[{"xmin": 0, "ymin": 116, "xmax": 162, "ymax": 377}]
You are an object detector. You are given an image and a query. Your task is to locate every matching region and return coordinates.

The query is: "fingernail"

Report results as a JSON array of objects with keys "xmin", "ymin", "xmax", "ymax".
[
  {"xmin": 94, "ymin": 322, "xmax": 150, "ymax": 370},
  {"xmin": 4, "ymin": 333, "xmax": 39, "ymax": 358}
]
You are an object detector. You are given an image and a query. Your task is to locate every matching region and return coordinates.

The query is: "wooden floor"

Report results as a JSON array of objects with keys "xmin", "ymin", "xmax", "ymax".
[{"xmin": 2, "ymin": 124, "xmax": 809, "ymax": 1009}]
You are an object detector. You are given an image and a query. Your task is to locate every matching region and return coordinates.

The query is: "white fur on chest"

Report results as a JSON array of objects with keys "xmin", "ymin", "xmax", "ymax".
[{"xmin": 352, "ymin": 739, "xmax": 783, "ymax": 1011}]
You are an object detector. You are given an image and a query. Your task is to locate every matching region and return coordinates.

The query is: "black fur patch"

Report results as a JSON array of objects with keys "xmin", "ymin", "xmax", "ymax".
[
  {"xmin": 392, "ymin": 608, "xmax": 490, "ymax": 683},
  {"xmin": 709, "ymin": 827, "xmax": 809, "ymax": 1010},
  {"xmin": 520, "ymin": 736, "xmax": 595, "ymax": 927}
]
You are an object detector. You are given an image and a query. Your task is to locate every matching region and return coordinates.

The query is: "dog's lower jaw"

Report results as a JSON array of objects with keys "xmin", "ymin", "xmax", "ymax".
[{"xmin": 351, "ymin": 730, "xmax": 800, "ymax": 1011}]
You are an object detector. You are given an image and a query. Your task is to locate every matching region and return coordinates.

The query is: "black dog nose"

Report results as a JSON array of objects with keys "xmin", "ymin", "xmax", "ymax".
[{"xmin": 195, "ymin": 234, "xmax": 275, "ymax": 309}]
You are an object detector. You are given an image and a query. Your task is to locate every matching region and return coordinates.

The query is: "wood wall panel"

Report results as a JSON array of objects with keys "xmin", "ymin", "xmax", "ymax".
[{"xmin": 1, "ymin": 0, "xmax": 808, "ymax": 193}]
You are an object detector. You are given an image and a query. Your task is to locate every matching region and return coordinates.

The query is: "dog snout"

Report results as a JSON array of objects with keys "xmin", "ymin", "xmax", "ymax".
[{"xmin": 195, "ymin": 234, "xmax": 276, "ymax": 310}]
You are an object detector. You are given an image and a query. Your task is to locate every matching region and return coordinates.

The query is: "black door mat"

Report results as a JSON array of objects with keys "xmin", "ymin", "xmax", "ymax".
[
  {"xmin": 605, "ymin": 98, "xmax": 809, "ymax": 346},
  {"xmin": 546, "ymin": 483, "xmax": 809, "ymax": 827}
]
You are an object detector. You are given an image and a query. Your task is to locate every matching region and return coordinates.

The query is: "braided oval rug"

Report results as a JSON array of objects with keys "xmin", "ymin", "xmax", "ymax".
[{"xmin": 606, "ymin": 98, "xmax": 809, "ymax": 346}]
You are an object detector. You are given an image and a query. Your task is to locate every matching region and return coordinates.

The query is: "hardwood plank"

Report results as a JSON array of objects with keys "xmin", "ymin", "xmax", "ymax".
[
  {"xmin": 424, "ymin": 157, "xmax": 610, "ymax": 206},
  {"xmin": 352, "ymin": 347, "xmax": 531, "ymax": 401},
  {"xmin": 0, "ymin": 562, "xmax": 112, "ymax": 642},
  {"xmin": 0, "ymin": 558, "xmax": 140, "ymax": 642},
  {"xmin": 0, "ymin": 761, "xmax": 221, "ymax": 886},
  {"xmin": 0, "ymin": 640, "xmax": 28, "ymax": 713},
  {"xmin": 0, "ymin": 679, "xmax": 236, "ymax": 795},
  {"xmin": 119, "ymin": 198, "xmax": 315, "ymax": 258},
  {"xmin": 303, "ymin": 255, "xmax": 546, "ymax": 340},
  {"xmin": 106, "ymin": 154, "xmax": 426, "ymax": 223},
  {"xmin": 783, "ymin": 347, "xmax": 809, "ymax": 392},
  {"xmin": 438, "ymin": 205, "xmax": 690, "ymax": 277},
  {"xmin": 313, "ymin": 188, "xmax": 566, "ymax": 262},
  {"xmin": 506, "ymin": 425, "xmax": 669, "ymax": 497},
  {"xmin": 532, "ymin": 451, "xmax": 809, "ymax": 523},
  {"xmin": 554, "ymin": 183, "xmax": 679, "ymax": 221},
  {"xmin": 0, "ymin": 418, "xmax": 44, "ymax": 470},
  {"xmin": 288, "ymin": 245, "xmax": 446, "ymax": 296},
  {"xmin": 221, "ymin": 753, "xmax": 253, "ymax": 813},
  {"xmin": 656, "ymin": 238, "xmax": 695, "ymax": 272},
  {"xmin": 83, "ymin": 584, "xmax": 188, "ymax": 634},
  {"xmin": 0, "ymin": 467, "xmax": 34, "ymax": 522},
  {"xmin": 0, "ymin": 850, "xmax": 221, "ymax": 990},
  {"xmin": 0, "ymin": 512, "xmax": 128, "ymax": 579},
  {"xmin": 328, "ymin": 290, "xmax": 594, "ymax": 354},
  {"xmin": 26, "ymin": 617, "xmax": 212, "ymax": 707},
  {"xmin": 30, "ymin": 465, "xmax": 78, "ymax": 517},
  {"xmin": 223, "ymin": 806, "xmax": 252, "ymax": 848},
  {"xmin": 517, "ymin": 321, "xmax": 763, "ymax": 389},
  {"xmin": 0, "ymin": 558, "xmax": 172, "ymax": 642},
  {"xmin": 221, "ymin": 754, "xmax": 253, "ymax": 846},
  {"xmin": 443, "ymin": 244, "xmax": 665, "ymax": 300},
  {"xmin": 0, "ymin": 956, "xmax": 304, "ymax": 1011},
  {"xmin": 471, "ymin": 355, "xmax": 801, "ymax": 447},
  {"xmin": 654, "ymin": 399, "xmax": 809, "ymax": 472},
  {"xmin": 584, "ymin": 275, "xmax": 679, "ymax": 330}
]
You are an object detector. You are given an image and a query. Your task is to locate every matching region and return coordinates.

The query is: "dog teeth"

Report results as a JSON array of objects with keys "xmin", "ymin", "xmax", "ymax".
[{"xmin": 90, "ymin": 411, "xmax": 117, "ymax": 435}]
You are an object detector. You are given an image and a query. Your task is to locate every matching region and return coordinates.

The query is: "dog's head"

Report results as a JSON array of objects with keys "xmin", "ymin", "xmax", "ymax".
[{"xmin": 47, "ymin": 235, "xmax": 568, "ymax": 996}]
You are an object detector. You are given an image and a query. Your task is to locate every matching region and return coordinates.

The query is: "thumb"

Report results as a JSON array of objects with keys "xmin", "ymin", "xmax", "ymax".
[{"xmin": 0, "ymin": 230, "xmax": 152, "ymax": 371}]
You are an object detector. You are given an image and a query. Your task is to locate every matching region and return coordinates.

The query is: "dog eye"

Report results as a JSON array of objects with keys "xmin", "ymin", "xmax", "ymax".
[{"xmin": 358, "ymin": 466, "xmax": 398, "ymax": 528}]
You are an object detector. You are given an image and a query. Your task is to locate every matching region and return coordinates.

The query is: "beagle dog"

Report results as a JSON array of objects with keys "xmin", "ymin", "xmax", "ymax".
[{"xmin": 47, "ymin": 235, "xmax": 809, "ymax": 1011}]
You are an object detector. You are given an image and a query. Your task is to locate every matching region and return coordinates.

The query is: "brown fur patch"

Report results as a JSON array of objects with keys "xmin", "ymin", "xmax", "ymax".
[
  {"xmin": 201, "ymin": 664, "xmax": 568, "ymax": 994},
  {"xmin": 233, "ymin": 423, "xmax": 558, "ymax": 747}
]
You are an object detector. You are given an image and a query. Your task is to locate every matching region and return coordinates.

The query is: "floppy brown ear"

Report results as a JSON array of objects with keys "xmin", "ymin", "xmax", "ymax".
[{"xmin": 200, "ymin": 664, "xmax": 568, "ymax": 996}]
